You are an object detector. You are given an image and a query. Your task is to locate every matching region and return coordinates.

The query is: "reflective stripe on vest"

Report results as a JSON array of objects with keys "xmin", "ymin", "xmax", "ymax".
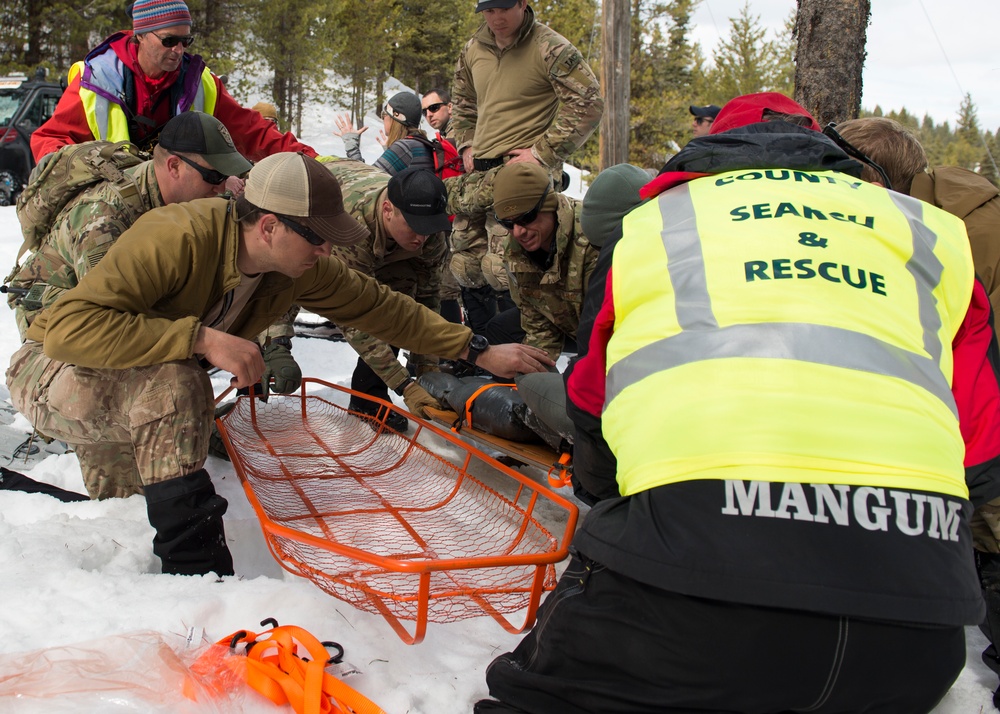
[
  {"xmin": 604, "ymin": 170, "xmax": 974, "ymax": 499},
  {"xmin": 79, "ymin": 51, "xmax": 218, "ymax": 142}
]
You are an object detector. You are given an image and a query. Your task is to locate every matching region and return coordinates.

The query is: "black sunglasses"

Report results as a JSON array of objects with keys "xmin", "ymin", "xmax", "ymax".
[
  {"xmin": 822, "ymin": 123, "xmax": 894, "ymax": 191},
  {"xmin": 276, "ymin": 215, "xmax": 325, "ymax": 247},
  {"xmin": 170, "ymin": 152, "xmax": 227, "ymax": 185},
  {"xmin": 149, "ymin": 30, "xmax": 195, "ymax": 48},
  {"xmin": 694, "ymin": 116, "xmax": 713, "ymax": 125},
  {"xmin": 423, "ymin": 102, "xmax": 445, "ymax": 115},
  {"xmin": 495, "ymin": 183, "xmax": 551, "ymax": 230}
]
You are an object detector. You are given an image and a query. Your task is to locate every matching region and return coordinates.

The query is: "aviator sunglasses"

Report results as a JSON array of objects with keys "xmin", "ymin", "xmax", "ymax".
[
  {"xmin": 149, "ymin": 30, "xmax": 195, "ymax": 48},
  {"xmin": 495, "ymin": 183, "xmax": 551, "ymax": 230},
  {"xmin": 170, "ymin": 152, "xmax": 228, "ymax": 185}
]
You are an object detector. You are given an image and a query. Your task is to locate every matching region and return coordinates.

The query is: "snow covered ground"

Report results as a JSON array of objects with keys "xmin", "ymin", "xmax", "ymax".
[{"xmin": 0, "ymin": 92, "xmax": 996, "ymax": 712}]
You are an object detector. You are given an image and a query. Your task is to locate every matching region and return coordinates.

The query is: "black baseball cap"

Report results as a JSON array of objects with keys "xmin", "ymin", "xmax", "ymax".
[
  {"xmin": 158, "ymin": 111, "xmax": 253, "ymax": 177},
  {"xmin": 689, "ymin": 104, "xmax": 722, "ymax": 120},
  {"xmin": 387, "ymin": 168, "xmax": 451, "ymax": 235},
  {"xmin": 476, "ymin": 0, "xmax": 518, "ymax": 10}
]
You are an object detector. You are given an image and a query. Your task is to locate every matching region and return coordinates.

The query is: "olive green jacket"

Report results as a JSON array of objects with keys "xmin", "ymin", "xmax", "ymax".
[
  {"xmin": 27, "ymin": 197, "xmax": 471, "ymax": 367},
  {"xmin": 451, "ymin": 6, "xmax": 603, "ymax": 167}
]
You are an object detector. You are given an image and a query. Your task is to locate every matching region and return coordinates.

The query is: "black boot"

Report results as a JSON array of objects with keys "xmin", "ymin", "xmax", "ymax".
[
  {"xmin": 977, "ymin": 551, "xmax": 1000, "ymax": 706},
  {"xmin": 145, "ymin": 469, "xmax": 234, "ymax": 576}
]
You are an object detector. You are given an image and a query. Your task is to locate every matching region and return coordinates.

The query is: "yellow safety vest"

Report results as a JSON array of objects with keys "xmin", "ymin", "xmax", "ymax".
[
  {"xmin": 69, "ymin": 58, "xmax": 218, "ymax": 143},
  {"xmin": 605, "ymin": 169, "xmax": 974, "ymax": 499}
]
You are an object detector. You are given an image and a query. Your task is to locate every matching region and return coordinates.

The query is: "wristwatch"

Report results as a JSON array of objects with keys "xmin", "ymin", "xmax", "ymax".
[
  {"xmin": 393, "ymin": 377, "xmax": 416, "ymax": 397},
  {"xmin": 465, "ymin": 334, "xmax": 490, "ymax": 365}
]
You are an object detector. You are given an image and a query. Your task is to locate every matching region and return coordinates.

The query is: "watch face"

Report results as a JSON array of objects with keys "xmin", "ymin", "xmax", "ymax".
[{"xmin": 471, "ymin": 335, "xmax": 489, "ymax": 352}]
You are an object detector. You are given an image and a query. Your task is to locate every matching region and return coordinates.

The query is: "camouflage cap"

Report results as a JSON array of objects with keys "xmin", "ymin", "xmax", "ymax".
[
  {"xmin": 245, "ymin": 152, "xmax": 370, "ymax": 246},
  {"xmin": 158, "ymin": 111, "xmax": 252, "ymax": 177},
  {"xmin": 492, "ymin": 163, "xmax": 557, "ymax": 219},
  {"xmin": 581, "ymin": 164, "xmax": 651, "ymax": 248},
  {"xmin": 476, "ymin": 0, "xmax": 518, "ymax": 10}
]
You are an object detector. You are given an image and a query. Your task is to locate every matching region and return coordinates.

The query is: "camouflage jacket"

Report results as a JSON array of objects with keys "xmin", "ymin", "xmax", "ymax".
[
  {"xmin": 451, "ymin": 6, "xmax": 603, "ymax": 168},
  {"xmin": 505, "ymin": 193, "xmax": 598, "ymax": 359},
  {"xmin": 7, "ymin": 160, "xmax": 164, "ymax": 340},
  {"xmin": 325, "ymin": 160, "xmax": 449, "ymax": 390}
]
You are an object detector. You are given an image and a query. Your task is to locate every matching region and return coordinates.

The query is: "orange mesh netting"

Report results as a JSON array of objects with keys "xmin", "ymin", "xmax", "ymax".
[{"xmin": 217, "ymin": 379, "xmax": 578, "ymax": 644}]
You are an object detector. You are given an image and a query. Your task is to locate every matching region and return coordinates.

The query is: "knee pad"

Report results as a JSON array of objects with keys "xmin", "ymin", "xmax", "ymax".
[
  {"xmin": 481, "ymin": 252, "xmax": 509, "ymax": 292},
  {"xmin": 451, "ymin": 250, "xmax": 487, "ymax": 289}
]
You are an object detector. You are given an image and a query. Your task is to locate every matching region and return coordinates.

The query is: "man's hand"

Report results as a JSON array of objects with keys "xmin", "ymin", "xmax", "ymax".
[
  {"xmin": 402, "ymin": 381, "xmax": 442, "ymax": 418},
  {"xmin": 472, "ymin": 343, "xmax": 555, "ymax": 378},
  {"xmin": 261, "ymin": 342, "xmax": 302, "ymax": 397},
  {"xmin": 506, "ymin": 148, "xmax": 541, "ymax": 166},
  {"xmin": 462, "ymin": 147, "xmax": 475, "ymax": 174},
  {"xmin": 195, "ymin": 326, "xmax": 265, "ymax": 389}
]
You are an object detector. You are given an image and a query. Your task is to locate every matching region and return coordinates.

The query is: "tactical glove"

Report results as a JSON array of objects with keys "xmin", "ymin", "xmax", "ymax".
[
  {"xmin": 402, "ymin": 381, "xmax": 441, "ymax": 418},
  {"xmin": 261, "ymin": 341, "xmax": 302, "ymax": 398}
]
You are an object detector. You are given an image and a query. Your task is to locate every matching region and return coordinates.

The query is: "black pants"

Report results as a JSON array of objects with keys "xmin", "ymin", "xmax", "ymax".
[
  {"xmin": 463, "ymin": 285, "xmax": 516, "ymax": 335},
  {"xmin": 480, "ymin": 554, "xmax": 965, "ymax": 714},
  {"xmin": 350, "ymin": 346, "xmax": 400, "ymax": 401}
]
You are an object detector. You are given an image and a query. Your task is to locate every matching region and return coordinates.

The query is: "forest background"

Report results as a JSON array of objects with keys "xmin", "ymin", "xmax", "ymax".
[{"xmin": 1, "ymin": 0, "xmax": 996, "ymax": 184}]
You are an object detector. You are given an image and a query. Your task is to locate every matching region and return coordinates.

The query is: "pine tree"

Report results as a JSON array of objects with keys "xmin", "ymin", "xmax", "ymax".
[{"xmin": 708, "ymin": 2, "xmax": 782, "ymax": 99}]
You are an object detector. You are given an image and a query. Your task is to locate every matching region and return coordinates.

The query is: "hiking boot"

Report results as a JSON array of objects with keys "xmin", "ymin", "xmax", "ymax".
[{"xmin": 348, "ymin": 397, "xmax": 409, "ymax": 433}]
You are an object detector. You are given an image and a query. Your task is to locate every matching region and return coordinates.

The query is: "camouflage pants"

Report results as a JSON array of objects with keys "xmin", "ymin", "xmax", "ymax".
[
  {"xmin": 438, "ymin": 239, "xmax": 462, "ymax": 303},
  {"xmin": 446, "ymin": 167, "xmax": 510, "ymax": 291},
  {"xmin": 6, "ymin": 341, "xmax": 215, "ymax": 499},
  {"xmin": 973, "ymin": 496, "xmax": 1000, "ymax": 553}
]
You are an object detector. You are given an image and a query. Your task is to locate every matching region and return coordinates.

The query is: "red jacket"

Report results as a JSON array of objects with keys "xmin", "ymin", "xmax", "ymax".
[{"xmin": 32, "ymin": 32, "xmax": 316, "ymax": 163}]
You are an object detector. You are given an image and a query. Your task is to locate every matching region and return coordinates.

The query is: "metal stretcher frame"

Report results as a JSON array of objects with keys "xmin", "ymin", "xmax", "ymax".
[{"xmin": 216, "ymin": 378, "xmax": 579, "ymax": 644}]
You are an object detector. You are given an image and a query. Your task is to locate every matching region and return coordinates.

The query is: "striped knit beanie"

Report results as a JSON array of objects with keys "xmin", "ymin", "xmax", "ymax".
[{"xmin": 130, "ymin": 0, "xmax": 192, "ymax": 34}]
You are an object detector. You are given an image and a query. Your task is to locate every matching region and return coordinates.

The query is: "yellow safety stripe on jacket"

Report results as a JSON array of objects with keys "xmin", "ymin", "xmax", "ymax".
[
  {"xmin": 605, "ymin": 169, "xmax": 974, "ymax": 499},
  {"xmin": 78, "ymin": 66, "xmax": 218, "ymax": 143}
]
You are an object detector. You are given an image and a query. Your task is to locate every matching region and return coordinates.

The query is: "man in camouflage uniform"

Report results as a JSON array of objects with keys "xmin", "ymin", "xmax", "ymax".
[
  {"xmin": 448, "ymin": 0, "xmax": 603, "ymax": 334},
  {"xmin": 6, "ymin": 152, "xmax": 555, "ymax": 576},
  {"xmin": 5, "ymin": 112, "xmax": 259, "ymax": 500},
  {"xmin": 486, "ymin": 163, "xmax": 597, "ymax": 360},
  {"xmin": 325, "ymin": 160, "xmax": 451, "ymax": 431}
]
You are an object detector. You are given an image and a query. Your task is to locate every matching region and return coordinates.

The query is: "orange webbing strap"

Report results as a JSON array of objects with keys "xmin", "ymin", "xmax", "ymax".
[
  {"xmin": 455, "ymin": 382, "xmax": 517, "ymax": 434},
  {"xmin": 186, "ymin": 624, "xmax": 387, "ymax": 714},
  {"xmin": 546, "ymin": 452, "xmax": 573, "ymax": 489}
]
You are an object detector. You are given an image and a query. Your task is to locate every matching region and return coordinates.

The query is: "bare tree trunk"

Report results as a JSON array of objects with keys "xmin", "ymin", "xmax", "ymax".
[
  {"xmin": 793, "ymin": 0, "xmax": 870, "ymax": 127},
  {"xmin": 600, "ymin": 0, "xmax": 630, "ymax": 170}
]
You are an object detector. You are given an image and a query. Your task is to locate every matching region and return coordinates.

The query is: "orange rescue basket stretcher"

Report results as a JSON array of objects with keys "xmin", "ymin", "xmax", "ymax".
[{"xmin": 216, "ymin": 378, "xmax": 579, "ymax": 644}]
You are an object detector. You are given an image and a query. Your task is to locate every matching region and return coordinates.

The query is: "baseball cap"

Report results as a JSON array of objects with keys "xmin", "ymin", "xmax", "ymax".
[
  {"xmin": 476, "ymin": 0, "xmax": 518, "ymax": 10},
  {"xmin": 251, "ymin": 101, "xmax": 278, "ymax": 121},
  {"xmin": 158, "ymin": 111, "xmax": 252, "ymax": 177},
  {"xmin": 383, "ymin": 92, "xmax": 422, "ymax": 129},
  {"xmin": 689, "ymin": 104, "xmax": 722, "ymax": 120},
  {"xmin": 710, "ymin": 92, "xmax": 821, "ymax": 135},
  {"xmin": 245, "ymin": 152, "xmax": 370, "ymax": 246},
  {"xmin": 387, "ymin": 168, "xmax": 451, "ymax": 235}
]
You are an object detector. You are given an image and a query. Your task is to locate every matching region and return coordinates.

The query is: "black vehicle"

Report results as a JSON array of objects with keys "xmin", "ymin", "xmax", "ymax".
[{"xmin": 0, "ymin": 68, "xmax": 65, "ymax": 206}]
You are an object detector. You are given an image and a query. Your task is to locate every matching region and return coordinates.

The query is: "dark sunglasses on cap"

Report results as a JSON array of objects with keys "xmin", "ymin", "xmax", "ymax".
[
  {"xmin": 423, "ymin": 102, "xmax": 446, "ymax": 115},
  {"xmin": 276, "ymin": 214, "xmax": 325, "ymax": 247},
  {"xmin": 149, "ymin": 30, "xmax": 195, "ymax": 48},
  {"xmin": 495, "ymin": 183, "xmax": 551, "ymax": 230},
  {"xmin": 170, "ymin": 152, "xmax": 227, "ymax": 185},
  {"xmin": 822, "ymin": 123, "xmax": 894, "ymax": 191}
]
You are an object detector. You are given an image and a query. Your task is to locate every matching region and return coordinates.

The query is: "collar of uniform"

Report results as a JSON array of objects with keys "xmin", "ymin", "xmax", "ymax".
[
  {"xmin": 137, "ymin": 160, "xmax": 166, "ymax": 210},
  {"xmin": 477, "ymin": 4, "xmax": 535, "ymax": 51}
]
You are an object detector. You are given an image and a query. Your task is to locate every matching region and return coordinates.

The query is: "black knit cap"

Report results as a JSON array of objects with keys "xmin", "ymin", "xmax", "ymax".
[{"xmin": 158, "ymin": 111, "xmax": 252, "ymax": 177}]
